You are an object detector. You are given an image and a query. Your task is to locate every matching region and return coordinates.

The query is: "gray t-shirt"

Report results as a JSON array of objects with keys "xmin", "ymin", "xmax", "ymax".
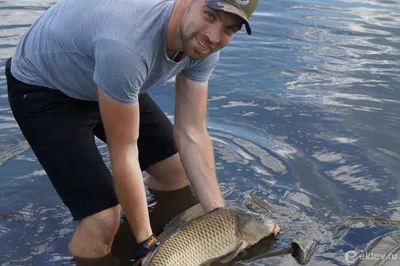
[{"xmin": 11, "ymin": 0, "xmax": 220, "ymax": 104}]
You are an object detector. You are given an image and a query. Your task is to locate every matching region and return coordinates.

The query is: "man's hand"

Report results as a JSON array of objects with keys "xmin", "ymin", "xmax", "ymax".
[
  {"xmin": 140, "ymin": 252, "xmax": 152, "ymax": 265},
  {"xmin": 135, "ymin": 233, "xmax": 159, "ymax": 265}
]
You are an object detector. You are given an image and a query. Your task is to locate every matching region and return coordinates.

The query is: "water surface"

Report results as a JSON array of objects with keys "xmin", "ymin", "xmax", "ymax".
[{"xmin": 1, "ymin": 0, "xmax": 399, "ymax": 265}]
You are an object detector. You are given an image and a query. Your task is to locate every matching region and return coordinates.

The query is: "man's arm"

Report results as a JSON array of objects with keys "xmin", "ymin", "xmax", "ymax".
[
  {"xmin": 97, "ymin": 87, "xmax": 152, "ymax": 243},
  {"xmin": 174, "ymin": 73, "xmax": 224, "ymax": 212}
]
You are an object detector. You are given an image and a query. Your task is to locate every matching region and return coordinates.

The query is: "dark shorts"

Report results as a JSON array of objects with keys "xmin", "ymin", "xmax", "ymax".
[{"xmin": 5, "ymin": 58, "xmax": 178, "ymax": 221}]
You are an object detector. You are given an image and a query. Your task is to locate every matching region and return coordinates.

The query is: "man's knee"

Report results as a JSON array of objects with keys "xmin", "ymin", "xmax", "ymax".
[
  {"xmin": 145, "ymin": 153, "xmax": 189, "ymax": 191},
  {"xmin": 69, "ymin": 205, "xmax": 121, "ymax": 258},
  {"xmin": 81, "ymin": 205, "xmax": 121, "ymax": 237}
]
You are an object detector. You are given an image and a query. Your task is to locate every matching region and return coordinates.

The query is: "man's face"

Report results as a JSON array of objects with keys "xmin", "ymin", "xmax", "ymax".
[{"xmin": 179, "ymin": 0, "xmax": 244, "ymax": 60}]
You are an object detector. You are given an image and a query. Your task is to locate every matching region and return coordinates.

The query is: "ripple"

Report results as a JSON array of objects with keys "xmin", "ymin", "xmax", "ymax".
[
  {"xmin": 0, "ymin": 225, "xmax": 10, "ymax": 237},
  {"xmin": 312, "ymin": 149, "xmax": 344, "ymax": 163},
  {"xmin": 282, "ymin": 190, "xmax": 314, "ymax": 209},
  {"xmin": 326, "ymin": 164, "xmax": 381, "ymax": 192},
  {"xmin": 388, "ymin": 200, "xmax": 400, "ymax": 220},
  {"xmin": 0, "ymin": 0, "xmax": 398, "ymax": 265},
  {"xmin": 221, "ymin": 101, "xmax": 259, "ymax": 108},
  {"xmin": 13, "ymin": 170, "xmax": 46, "ymax": 180},
  {"xmin": 0, "ymin": 139, "xmax": 30, "ymax": 166},
  {"xmin": 208, "ymin": 122, "xmax": 297, "ymax": 160},
  {"xmin": 334, "ymin": 137, "xmax": 358, "ymax": 144},
  {"xmin": 231, "ymin": 137, "xmax": 288, "ymax": 174}
]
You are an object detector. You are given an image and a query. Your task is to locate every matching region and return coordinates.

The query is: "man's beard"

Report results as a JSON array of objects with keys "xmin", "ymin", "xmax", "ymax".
[{"xmin": 179, "ymin": 25, "xmax": 211, "ymax": 60}]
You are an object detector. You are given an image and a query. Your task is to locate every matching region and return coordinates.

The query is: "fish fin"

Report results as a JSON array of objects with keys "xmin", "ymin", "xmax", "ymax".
[{"xmin": 219, "ymin": 240, "xmax": 248, "ymax": 263}]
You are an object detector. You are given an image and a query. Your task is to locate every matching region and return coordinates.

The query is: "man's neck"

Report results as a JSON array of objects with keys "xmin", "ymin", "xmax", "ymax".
[
  {"xmin": 166, "ymin": 0, "xmax": 185, "ymax": 54},
  {"xmin": 167, "ymin": 50, "xmax": 184, "ymax": 62}
]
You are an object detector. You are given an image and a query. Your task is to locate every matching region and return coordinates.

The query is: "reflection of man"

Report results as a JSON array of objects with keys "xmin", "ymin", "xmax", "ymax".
[{"xmin": 5, "ymin": 0, "xmax": 258, "ymax": 264}]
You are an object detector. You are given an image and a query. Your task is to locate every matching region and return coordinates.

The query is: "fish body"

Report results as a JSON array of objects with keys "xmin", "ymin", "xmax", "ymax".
[{"xmin": 144, "ymin": 207, "xmax": 278, "ymax": 266}]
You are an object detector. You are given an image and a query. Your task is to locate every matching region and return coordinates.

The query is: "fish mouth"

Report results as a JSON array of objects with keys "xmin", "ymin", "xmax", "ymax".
[
  {"xmin": 272, "ymin": 223, "xmax": 280, "ymax": 238},
  {"xmin": 260, "ymin": 215, "xmax": 280, "ymax": 238}
]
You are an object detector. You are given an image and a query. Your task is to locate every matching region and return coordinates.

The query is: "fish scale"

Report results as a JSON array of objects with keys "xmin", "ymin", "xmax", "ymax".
[{"xmin": 146, "ymin": 208, "xmax": 241, "ymax": 266}]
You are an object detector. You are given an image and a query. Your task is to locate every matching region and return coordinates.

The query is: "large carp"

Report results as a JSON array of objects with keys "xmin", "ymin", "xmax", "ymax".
[{"xmin": 144, "ymin": 206, "xmax": 280, "ymax": 266}]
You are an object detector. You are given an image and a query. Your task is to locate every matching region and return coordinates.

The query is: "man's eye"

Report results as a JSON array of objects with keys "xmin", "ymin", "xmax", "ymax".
[
  {"xmin": 227, "ymin": 26, "xmax": 236, "ymax": 34},
  {"xmin": 207, "ymin": 12, "xmax": 215, "ymax": 19}
]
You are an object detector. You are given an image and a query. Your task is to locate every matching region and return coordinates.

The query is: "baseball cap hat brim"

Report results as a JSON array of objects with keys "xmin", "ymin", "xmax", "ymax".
[{"xmin": 206, "ymin": 0, "xmax": 252, "ymax": 35}]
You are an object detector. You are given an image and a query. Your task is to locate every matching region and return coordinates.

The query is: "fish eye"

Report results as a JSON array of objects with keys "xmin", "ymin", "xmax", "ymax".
[{"xmin": 257, "ymin": 214, "xmax": 271, "ymax": 224}]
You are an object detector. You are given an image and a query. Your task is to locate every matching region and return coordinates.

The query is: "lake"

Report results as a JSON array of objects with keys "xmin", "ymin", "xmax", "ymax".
[{"xmin": 1, "ymin": 0, "xmax": 399, "ymax": 265}]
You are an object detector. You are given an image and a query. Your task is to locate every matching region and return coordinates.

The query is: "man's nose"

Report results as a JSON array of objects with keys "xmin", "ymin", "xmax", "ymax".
[{"xmin": 205, "ymin": 28, "xmax": 220, "ymax": 45}]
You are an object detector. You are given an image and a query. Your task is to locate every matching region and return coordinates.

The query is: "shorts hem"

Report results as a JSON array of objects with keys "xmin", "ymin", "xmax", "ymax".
[{"xmin": 68, "ymin": 192, "xmax": 119, "ymax": 221}]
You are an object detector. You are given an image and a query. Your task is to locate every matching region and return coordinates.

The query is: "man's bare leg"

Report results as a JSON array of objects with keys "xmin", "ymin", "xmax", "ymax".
[
  {"xmin": 69, "ymin": 205, "xmax": 121, "ymax": 258},
  {"xmin": 144, "ymin": 153, "xmax": 189, "ymax": 191}
]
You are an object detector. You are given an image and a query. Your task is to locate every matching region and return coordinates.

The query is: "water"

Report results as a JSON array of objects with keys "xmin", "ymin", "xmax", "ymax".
[{"xmin": 1, "ymin": 0, "xmax": 399, "ymax": 265}]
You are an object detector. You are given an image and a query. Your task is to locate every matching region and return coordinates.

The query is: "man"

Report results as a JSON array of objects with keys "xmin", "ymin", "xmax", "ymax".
[{"xmin": 5, "ymin": 0, "xmax": 258, "ymax": 264}]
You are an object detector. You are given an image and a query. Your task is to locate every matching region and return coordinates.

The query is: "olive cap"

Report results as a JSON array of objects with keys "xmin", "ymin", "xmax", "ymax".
[{"xmin": 205, "ymin": 0, "xmax": 258, "ymax": 35}]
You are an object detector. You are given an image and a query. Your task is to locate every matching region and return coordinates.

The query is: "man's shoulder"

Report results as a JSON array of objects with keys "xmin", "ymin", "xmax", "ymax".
[{"xmin": 95, "ymin": 0, "xmax": 174, "ymax": 50}]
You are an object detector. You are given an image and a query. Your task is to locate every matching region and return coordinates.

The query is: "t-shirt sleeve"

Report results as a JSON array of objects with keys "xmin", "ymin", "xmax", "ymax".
[
  {"xmin": 93, "ymin": 38, "xmax": 147, "ymax": 104},
  {"xmin": 182, "ymin": 51, "xmax": 220, "ymax": 83}
]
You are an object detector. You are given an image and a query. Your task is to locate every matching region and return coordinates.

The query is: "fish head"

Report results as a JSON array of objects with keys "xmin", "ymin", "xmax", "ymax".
[{"xmin": 235, "ymin": 208, "xmax": 278, "ymax": 244}]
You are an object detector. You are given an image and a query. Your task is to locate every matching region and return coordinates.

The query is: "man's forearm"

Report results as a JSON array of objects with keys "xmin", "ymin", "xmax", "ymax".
[
  {"xmin": 110, "ymin": 145, "xmax": 152, "ymax": 243},
  {"xmin": 174, "ymin": 128, "xmax": 224, "ymax": 212}
]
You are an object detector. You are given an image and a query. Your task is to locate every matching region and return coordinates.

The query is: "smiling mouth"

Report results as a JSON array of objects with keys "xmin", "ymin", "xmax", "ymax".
[{"xmin": 196, "ymin": 37, "xmax": 210, "ymax": 52}]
